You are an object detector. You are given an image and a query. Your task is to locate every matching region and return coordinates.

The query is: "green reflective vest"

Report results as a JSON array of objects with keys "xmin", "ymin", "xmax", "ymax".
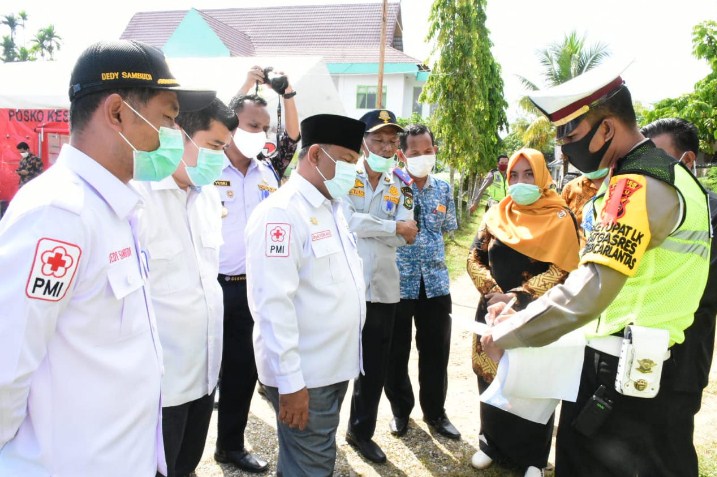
[
  {"xmin": 486, "ymin": 170, "xmax": 507, "ymax": 202},
  {"xmin": 591, "ymin": 153, "xmax": 710, "ymax": 345}
]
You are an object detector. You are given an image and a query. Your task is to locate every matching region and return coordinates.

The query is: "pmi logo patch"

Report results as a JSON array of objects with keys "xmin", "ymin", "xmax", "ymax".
[{"xmin": 25, "ymin": 238, "xmax": 82, "ymax": 302}]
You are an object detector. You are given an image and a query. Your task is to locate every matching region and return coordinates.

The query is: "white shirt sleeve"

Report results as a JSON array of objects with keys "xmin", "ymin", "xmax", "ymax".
[{"xmin": 0, "ymin": 207, "xmax": 83, "ymax": 446}]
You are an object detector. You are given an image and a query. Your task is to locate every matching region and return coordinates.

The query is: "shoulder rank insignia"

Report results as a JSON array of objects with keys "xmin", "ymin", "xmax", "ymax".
[
  {"xmin": 392, "ymin": 167, "xmax": 414, "ymax": 186},
  {"xmin": 401, "ymin": 186, "xmax": 413, "ymax": 210}
]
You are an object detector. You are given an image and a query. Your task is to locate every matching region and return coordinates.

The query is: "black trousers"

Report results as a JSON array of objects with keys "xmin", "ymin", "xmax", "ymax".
[
  {"xmin": 385, "ymin": 280, "xmax": 452, "ymax": 420},
  {"xmin": 216, "ymin": 279, "xmax": 257, "ymax": 451},
  {"xmin": 348, "ymin": 302, "xmax": 397, "ymax": 439},
  {"xmin": 556, "ymin": 347, "xmax": 697, "ymax": 477},
  {"xmin": 162, "ymin": 390, "xmax": 216, "ymax": 477}
]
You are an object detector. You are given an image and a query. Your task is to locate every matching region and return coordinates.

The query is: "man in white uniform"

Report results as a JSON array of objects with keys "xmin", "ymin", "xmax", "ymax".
[
  {"xmin": 135, "ymin": 98, "xmax": 236, "ymax": 477},
  {"xmin": 0, "ymin": 40, "xmax": 214, "ymax": 476},
  {"xmin": 245, "ymin": 114, "xmax": 367, "ymax": 476}
]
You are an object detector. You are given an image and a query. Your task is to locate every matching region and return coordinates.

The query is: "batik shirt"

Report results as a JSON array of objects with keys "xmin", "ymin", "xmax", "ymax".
[{"xmin": 396, "ymin": 175, "xmax": 457, "ymax": 299}]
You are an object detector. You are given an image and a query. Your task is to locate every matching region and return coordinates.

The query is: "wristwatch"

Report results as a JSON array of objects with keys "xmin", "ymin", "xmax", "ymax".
[{"xmin": 283, "ymin": 90, "xmax": 297, "ymax": 99}]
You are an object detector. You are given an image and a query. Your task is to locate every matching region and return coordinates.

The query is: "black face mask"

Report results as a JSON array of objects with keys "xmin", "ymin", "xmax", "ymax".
[{"xmin": 561, "ymin": 120, "xmax": 612, "ymax": 173}]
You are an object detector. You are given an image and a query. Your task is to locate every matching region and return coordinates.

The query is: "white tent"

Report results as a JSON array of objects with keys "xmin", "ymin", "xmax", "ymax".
[{"xmin": 0, "ymin": 55, "xmax": 345, "ymax": 121}]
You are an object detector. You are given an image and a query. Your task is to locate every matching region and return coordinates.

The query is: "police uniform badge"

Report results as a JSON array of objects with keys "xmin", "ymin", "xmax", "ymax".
[{"xmin": 401, "ymin": 186, "xmax": 413, "ymax": 210}]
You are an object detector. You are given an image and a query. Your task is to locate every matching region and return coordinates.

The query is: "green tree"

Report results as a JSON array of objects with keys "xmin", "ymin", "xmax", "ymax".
[
  {"xmin": 643, "ymin": 21, "xmax": 717, "ymax": 154},
  {"xmin": 516, "ymin": 31, "xmax": 610, "ymax": 169},
  {"xmin": 421, "ymin": 0, "xmax": 508, "ymax": 223},
  {"xmin": 2, "ymin": 35, "xmax": 16, "ymax": 62},
  {"xmin": 2, "ymin": 14, "xmax": 18, "ymax": 41},
  {"xmin": 32, "ymin": 25, "xmax": 61, "ymax": 60}
]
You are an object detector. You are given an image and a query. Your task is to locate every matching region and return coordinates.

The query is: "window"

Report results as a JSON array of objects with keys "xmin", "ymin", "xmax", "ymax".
[
  {"xmin": 356, "ymin": 85, "xmax": 387, "ymax": 109},
  {"xmin": 412, "ymin": 86, "xmax": 423, "ymax": 114}
]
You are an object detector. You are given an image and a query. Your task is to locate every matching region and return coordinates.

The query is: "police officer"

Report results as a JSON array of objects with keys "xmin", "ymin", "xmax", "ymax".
[
  {"xmin": 470, "ymin": 154, "xmax": 509, "ymax": 213},
  {"xmin": 482, "ymin": 61, "xmax": 711, "ymax": 476},
  {"xmin": 0, "ymin": 40, "xmax": 214, "ymax": 475},
  {"xmin": 343, "ymin": 109, "xmax": 417, "ymax": 463},
  {"xmin": 212, "ymin": 94, "xmax": 280, "ymax": 473},
  {"xmin": 245, "ymin": 113, "xmax": 367, "ymax": 476}
]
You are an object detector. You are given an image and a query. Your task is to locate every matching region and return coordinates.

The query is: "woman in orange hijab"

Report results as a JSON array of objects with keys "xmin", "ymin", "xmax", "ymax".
[{"xmin": 466, "ymin": 148, "xmax": 580, "ymax": 476}]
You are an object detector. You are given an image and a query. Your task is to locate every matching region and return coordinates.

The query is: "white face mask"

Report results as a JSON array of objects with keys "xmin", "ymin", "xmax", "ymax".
[
  {"xmin": 406, "ymin": 154, "xmax": 436, "ymax": 178},
  {"xmin": 20, "ymin": 152, "xmax": 29, "ymax": 158},
  {"xmin": 234, "ymin": 127, "xmax": 267, "ymax": 158}
]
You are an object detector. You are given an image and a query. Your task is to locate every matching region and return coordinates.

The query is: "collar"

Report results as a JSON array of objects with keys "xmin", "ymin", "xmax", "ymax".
[
  {"xmin": 224, "ymin": 156, "xmax": 259, "ymax": 174},
  {"xmin": 150, "ymin": 174, "xmax": 181, "ymax": 191},
  {"xmin": 292, "ymin": 171, "xmax": 331, "ymax": 208},
  {"xmin": 59, "ymin": 145, "xmax": 141, "ymax": 221}
]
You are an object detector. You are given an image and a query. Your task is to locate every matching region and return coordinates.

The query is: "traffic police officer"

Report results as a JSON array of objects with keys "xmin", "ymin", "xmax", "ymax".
[
  {"xmin": 343, "ymin": 109, "xmax": 417, "ymax": 463},
  {"xmin": 482, "ymin": 61, "xmax": 711, "ymax": 476},
  {"xmin": 0, "ymin": 40, "xmax": 215, "ymax": 475}
]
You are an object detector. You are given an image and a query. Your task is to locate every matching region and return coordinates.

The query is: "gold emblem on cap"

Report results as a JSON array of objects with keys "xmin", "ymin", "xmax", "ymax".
[
  {"xmin": 310, "ymin": 217, "xmax": 318, "ymax": 225},
  {"xmin": 379, "ymin": 110, "xmax": 391, "ymax": 123}
]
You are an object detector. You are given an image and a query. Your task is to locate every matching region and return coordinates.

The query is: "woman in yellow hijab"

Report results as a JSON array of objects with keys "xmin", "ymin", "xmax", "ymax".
[{"xmin": 466, "ymin": 148, "xmax": 580, "ymax": 476}]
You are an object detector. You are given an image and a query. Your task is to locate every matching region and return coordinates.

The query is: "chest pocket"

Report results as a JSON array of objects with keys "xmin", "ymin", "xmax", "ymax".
[
  {"xmin": 218, "ymin": 187, "xmax": 235, "ymax": 203},
  {"xmin": 311, "ymin": 233, "xmax": 347, "ymax": 285},
  {"xmin": 107, "ymin": 259, "xmax": 149, "ymax": 341},
  {"xmin": 146, "ymin": 239, "xmax": 185, "ymax": 292}
]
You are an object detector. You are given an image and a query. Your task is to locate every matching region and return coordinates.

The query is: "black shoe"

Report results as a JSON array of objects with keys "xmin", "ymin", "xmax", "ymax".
[
  {"xmin": 389, "ymin": 416, "xmax": 409, "ymax": 437},
  {"xmin": 424, "ymin": 415, "xmax": 461, "ymax": 440},
  {"xmin": 345, "ymin": 431, "xmax": 387, "ymax": 463},
  {"xmin": 214, "ymin": 448, "xmax": 269, "ymax": 473}
]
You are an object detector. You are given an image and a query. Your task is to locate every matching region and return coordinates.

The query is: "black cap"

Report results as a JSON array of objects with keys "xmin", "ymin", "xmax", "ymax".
[
  {"xmin": 68, "ymin": 40, "xmax": 216, "ymax": 112},
  {"xmin": 359, "ymin": 109, "xmax": 404, "ymax": 133},
  {"xmin": 301, "ymin": 114, "xmax": 366, "ymax": 154}
]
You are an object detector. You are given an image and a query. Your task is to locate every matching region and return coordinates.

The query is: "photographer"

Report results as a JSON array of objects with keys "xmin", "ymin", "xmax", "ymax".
[
  {"xmin": 236, "ymin": 65, "xmax": 300, "ymax": 180},
  {"xmin": 212, "ymin": 65, "xmax": 300, "ymax": 473}
]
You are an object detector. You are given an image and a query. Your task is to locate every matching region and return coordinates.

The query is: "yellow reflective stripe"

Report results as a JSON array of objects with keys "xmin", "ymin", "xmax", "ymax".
[
  {"xmin": 662, "ymin": 237, "xmax": 709, "ymax": 259},
  {"xmin": 671, "ymin": 229, "xmax": 710, "ymax": 243}
]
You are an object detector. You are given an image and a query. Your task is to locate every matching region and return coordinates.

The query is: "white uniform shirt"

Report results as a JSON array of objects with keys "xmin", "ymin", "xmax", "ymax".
[
  {"xmin": 245, "ymin": 173, "xmax": 366, "ymax": 394},
  {"xmin": 217, "ymin": 158, "xmax": 278, "ymax": 275},
  {"xmin": 0, "ymin": 145, "xmax": 164, "ymax": 476},
  {"xmin": 344, "ymin": 164, "xmax": 414, "ymax": 303},
  {"xmin": 134, "ymin": 177, "xmax": 224, "ymax": 407}
]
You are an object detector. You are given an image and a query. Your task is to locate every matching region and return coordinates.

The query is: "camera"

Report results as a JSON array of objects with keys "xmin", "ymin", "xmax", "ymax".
[{"xmin": 262, "ymin": 67, "xmax": 289, "ymax": 95}]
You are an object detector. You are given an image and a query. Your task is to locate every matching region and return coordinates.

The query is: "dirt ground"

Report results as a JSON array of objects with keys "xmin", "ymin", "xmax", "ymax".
[{"xmin": 193, "ymin": 273, "xmax": 717, "ymax": 476}]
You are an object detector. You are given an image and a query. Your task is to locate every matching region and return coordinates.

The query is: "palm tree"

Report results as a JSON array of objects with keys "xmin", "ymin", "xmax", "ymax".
[
  {"xmin": 17, "ymin": 10, "xmax": 28, "ymax": 48},
  {"xmin": 31, "ymin": 25, "xmax": 62, "ymax": 60},
  {"xmin": 1, "ymin": 35, "xmax": 16, "ymax": 62},
  {"xmin": 1, "ymin": 14, "xmax": 19, "ymax": 42},
  {"xmin": 517, "ymin": 31, "xmax": 610, "ymax": 152}
]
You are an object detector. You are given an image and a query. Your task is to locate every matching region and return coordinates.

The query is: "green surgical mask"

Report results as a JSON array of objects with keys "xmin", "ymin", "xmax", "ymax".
[
  {"xmin": 508, "ymin": 183, "xmax": 541, "ymax": 205},
  {"xmin": 317, "ymin": 147, "xmax": 356, "ymax": 198},
  {"xmin": 363, "ymin": 140, "xmax": 395, "ymax": 173},
  {"xmin": 119, "ymin": 101, "xmax": 184, "ymax": 181}
]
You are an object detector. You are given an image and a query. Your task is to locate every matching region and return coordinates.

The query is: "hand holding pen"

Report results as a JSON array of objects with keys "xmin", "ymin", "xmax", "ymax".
[{"xmin": 486, "ymin": 295, "xmax": 517, "ymax": 327}]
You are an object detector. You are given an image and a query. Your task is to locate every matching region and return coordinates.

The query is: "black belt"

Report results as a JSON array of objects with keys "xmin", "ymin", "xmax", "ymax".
[{"xmin": 219, "ymin": 273, "xmax": 246, "ymax": 282}]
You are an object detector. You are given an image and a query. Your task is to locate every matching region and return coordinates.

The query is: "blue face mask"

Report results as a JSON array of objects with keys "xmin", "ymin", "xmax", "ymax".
[
  {"xmin": 508, "ymin": 183, "xmax": 541, "ymax": 205},
  {"xmin": 584, "ymin": 167, "xmax": 609, "ymax": 180},
  {"xmin": 316, "ymin": 147, "xmax": 356, "ymax": 198},
  {"xmin": 363, "ymin": 140, "xmax": 395, "ymax": 173},
  {"xmin": 119, "ymin": 101, "xmax": 184, "ymax": 181}
]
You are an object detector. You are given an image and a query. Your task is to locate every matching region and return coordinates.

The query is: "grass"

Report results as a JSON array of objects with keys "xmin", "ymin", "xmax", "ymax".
[{"xmin": 444, "ymin": 209, "xmax": 483, "ymax": 280}]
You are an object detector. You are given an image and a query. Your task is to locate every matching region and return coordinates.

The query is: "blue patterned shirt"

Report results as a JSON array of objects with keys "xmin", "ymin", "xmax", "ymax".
[{"xmin": 396, "ymin": 175, "xmax": 458, "ymax": 299}]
